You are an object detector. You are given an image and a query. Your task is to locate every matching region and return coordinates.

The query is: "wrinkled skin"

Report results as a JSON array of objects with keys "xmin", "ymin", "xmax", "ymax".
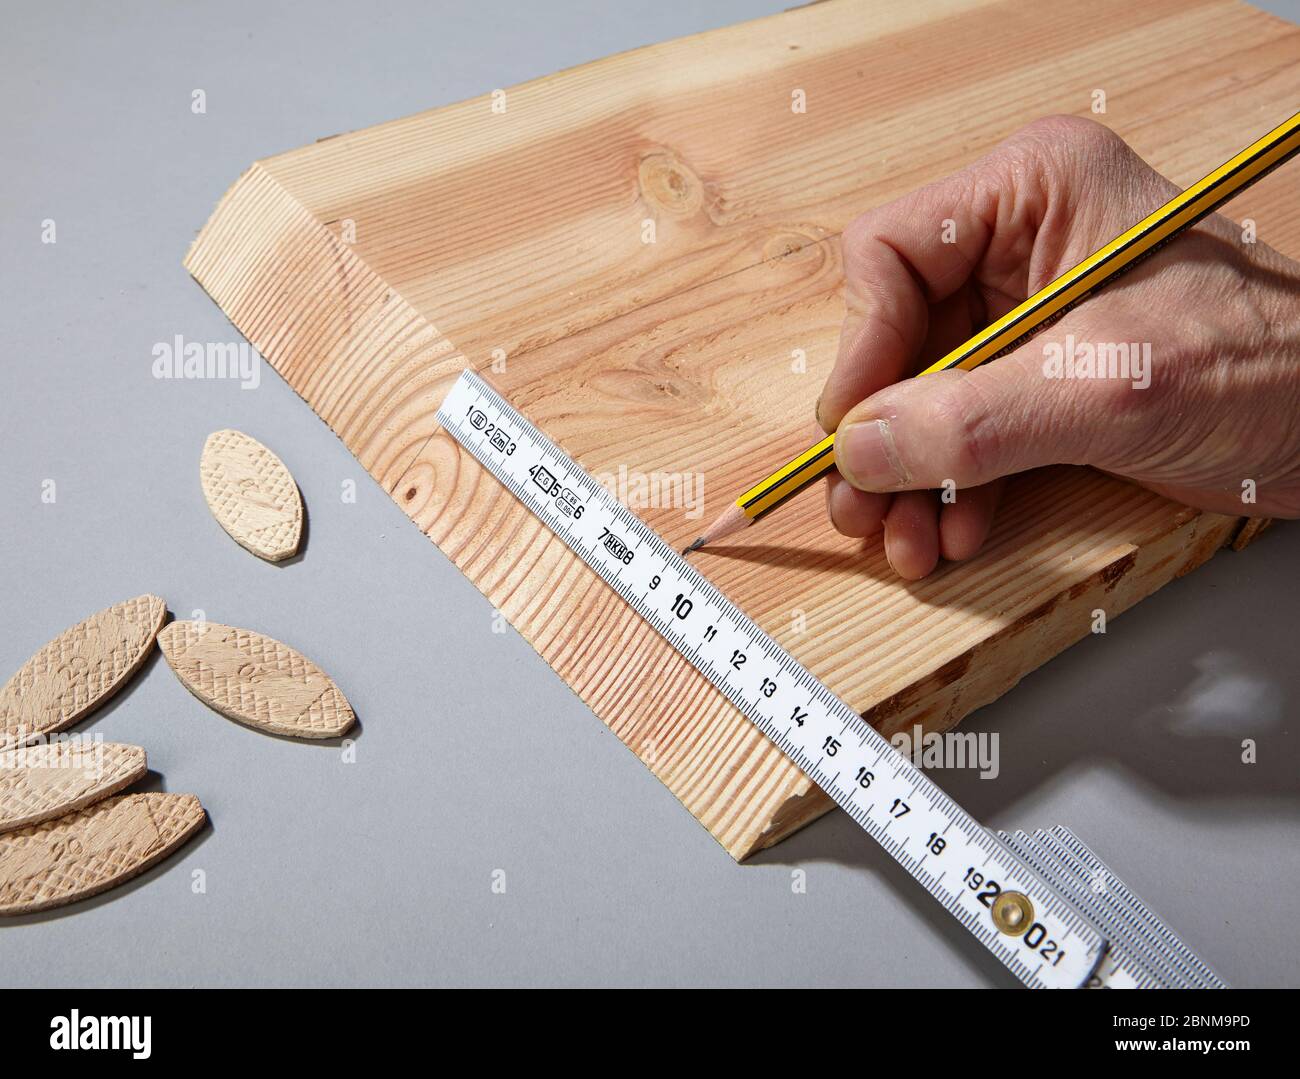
[{"xmin": 821, "ymin": 115, "xmax": 1300, "ymax": 580}]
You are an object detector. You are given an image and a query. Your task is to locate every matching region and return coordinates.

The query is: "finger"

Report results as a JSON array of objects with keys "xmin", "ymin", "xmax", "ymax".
[
  {"xmin": 820, "ymin": 131, "xmax": 1064, "ymax": 433},
  {"xmin": 939, "ymin": 478, "xmax": 1004, "ymax": 561},
  {"xmin": 835, "ymin": 350, "xmax": 1096, "ymax": 492},
  {"xmin": 826, "ymin": 473, "xmax": 889, "ymax": 538},
  {"xmin": 883, "ymin": 490, "xmax": 940, "ymax": 580},
  {"xmin": 820, "ymin": 174, "xmax": 991, "ymax": 433}
]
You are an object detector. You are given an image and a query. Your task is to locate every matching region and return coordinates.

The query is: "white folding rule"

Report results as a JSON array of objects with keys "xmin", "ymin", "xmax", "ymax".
[{"xmin": 439, "ymin": 370, "xmax": 1224, "ymax": 989}]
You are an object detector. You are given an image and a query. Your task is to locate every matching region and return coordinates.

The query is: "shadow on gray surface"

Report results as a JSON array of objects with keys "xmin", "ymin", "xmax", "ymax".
[
  {"xmin": 748, "ymin": 809, "xmax": 1021, "ymax": 987},
  {"xmin": 938, "ymin": 638, "xmax": 1297, "ymax": 820},
  {"xmin": 748, "ymin": 528, "xmax": 1297, "ymax": 973},
  {"xmin": 74, "ymin": 637, "xmax": 168, "ymax": 731}
]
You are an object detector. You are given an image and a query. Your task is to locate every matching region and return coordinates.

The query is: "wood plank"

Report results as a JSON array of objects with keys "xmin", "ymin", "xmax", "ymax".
[{"xmin": 184, "ymin": 0, "xmax": 1299, "ymax": 858}]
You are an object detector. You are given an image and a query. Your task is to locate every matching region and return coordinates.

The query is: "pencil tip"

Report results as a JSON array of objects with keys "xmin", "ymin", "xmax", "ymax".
[{"xmin": 682, "ymin": 537, "xmax": 705, "ymax": 555}]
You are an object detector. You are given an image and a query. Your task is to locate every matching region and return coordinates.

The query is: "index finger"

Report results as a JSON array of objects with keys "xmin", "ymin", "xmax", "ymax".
[{"xmin": 819, "ymin": 150, "xmax": 1043, "ymax": 432}]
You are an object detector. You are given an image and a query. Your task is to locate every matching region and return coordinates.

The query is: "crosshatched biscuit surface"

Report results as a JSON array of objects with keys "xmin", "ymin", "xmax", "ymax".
[
  {"xmin": 0, "ymin": 793, "xmax": 205, "ymax": 914},
  {"xmin": 157, "ymin": 620, "xmax": 355, "ymax": 739},
  {"xmin": 0, "ymin": 742, "xmax": 148, "ymax": 833},
  {"xmin": 0, "ymin": 595, "xmax": 166, "ymax": 750},
  {"xmin": 200, "ymin": 428, "xmax": 303, "ymax": 561}
]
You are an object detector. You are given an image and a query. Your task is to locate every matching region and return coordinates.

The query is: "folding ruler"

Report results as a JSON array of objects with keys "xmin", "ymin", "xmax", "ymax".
[{"xmin": 439, "ymin": 370, "xmax": 1225, "ymax": 989}]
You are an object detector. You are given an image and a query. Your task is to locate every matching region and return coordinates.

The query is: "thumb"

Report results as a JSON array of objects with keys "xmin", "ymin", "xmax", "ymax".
[{"xmin": 834, "ymin": 353, "xmax": 1097, "ymax": 492}]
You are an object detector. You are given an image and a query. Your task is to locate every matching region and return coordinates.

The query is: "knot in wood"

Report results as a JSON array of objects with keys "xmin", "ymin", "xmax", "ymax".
[
  {"xmin": 761, "ymin": 228, "xmax": 823, "ymax": 266},
  {"xmin": 638, "ymin": 151, "xmax": 703, "ymax": 216}
]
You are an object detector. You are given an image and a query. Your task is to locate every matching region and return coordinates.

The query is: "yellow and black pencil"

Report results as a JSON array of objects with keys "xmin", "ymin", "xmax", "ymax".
[{"xmin": 685, "ymin": 108, "xmax": 1300, "ymax": 554}]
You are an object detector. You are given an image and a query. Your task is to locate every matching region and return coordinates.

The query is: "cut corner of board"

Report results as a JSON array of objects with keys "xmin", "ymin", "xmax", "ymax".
[{"xmin": 742, "ymin": 777, "xmax": 837, "ymax": 860}]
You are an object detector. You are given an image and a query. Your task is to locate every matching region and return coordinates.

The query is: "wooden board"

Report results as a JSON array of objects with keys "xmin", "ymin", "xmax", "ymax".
[{"xmin": 185, "ymin": 0, "xmax": 1299, "ymax": 859}]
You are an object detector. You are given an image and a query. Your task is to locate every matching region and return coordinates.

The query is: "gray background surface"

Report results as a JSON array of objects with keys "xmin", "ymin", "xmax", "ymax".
[{"xmin": 1, "ymin": 0, "xmax": 1297, "ymax": 988}]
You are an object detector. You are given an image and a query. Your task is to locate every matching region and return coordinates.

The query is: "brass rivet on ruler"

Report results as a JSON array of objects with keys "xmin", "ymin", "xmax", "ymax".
[{"xmin": 991, "ymin": 891, "xmax": 1034, "ymax": 936}]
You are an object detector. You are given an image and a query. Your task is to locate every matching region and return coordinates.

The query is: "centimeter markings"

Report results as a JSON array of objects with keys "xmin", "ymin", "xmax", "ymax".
[{"xmin": 439, "ymin": 370, "xmax": 1107, "ymax": 989}]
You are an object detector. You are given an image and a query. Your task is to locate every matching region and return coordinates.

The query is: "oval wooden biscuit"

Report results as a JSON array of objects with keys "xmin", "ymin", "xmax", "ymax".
[
  {"xmin": 0, "ymin": 595, "xmax": 166, "ymax": 750},
  {"xmin": 157, "ymin": 620, "xmax": 356, "ymax": 739},
  {"xmin": 0, "ymin": 742, "xmax": 148, "ymax": 834},
  {"xmin": 200, "ymin": 429, "xmax": 303, "ymax": 561},
  {"xmin": 0, "ymin": 792, "xmax": 205, "ymax": 915}
]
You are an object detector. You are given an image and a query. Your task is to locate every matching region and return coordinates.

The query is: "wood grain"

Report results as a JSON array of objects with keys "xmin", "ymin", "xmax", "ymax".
[
  {"xmin": 184, "ymin": 0, "xmax": 1299, "ymax": 857},
  {"xmin": 0, "ymin": 742, "xmax": 147, "ymax": 834},
  {"xmin": 200, "ymin": 428, "xmax": 304, "ymax": 561},
  {"xmin": 157, "ymin": 620, "xmax": 357, "ymax": 739},
  {"xmin": 0, "ymin": 793, "xmax": 205, "ymax": 915},
  {"xmin": 0, "ymin": 595, "xmax": 166, "ymax": 751}
]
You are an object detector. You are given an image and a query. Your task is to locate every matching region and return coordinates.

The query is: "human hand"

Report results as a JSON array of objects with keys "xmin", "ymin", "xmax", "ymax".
[{"xmin": 820, "ymin": 115, "xmax": 1300, "ymax": 579}]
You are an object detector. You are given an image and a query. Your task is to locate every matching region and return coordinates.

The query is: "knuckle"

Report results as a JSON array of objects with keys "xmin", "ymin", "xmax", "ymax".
[
  {"xmin": 998, "ymin": 115, "xmax": 1132, "ymax": 191},
  {"xmin": 1013, "ymin": 115, "xmax": 1126, "ymax": 163},
  {"xmin": 841, "ymin": 212, "xmax": 874, "ymax": 251},
  {"xmin": 840, "ymin": 213, "xmax": 880, "ymax": 279},
  {"xmin": 924, "ymin": 378, "xmax": 1000, "ymax": 486},
  {"xmin": 1024, "ymin": 113, "xmax": 1121, "ymax": 149}
]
